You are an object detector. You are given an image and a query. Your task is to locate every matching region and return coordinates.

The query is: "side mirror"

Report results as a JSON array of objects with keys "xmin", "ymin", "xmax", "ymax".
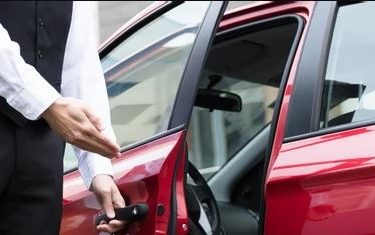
[{"xmin": 195, "ymin": 89, "xmax": 242, "ymax": 112}]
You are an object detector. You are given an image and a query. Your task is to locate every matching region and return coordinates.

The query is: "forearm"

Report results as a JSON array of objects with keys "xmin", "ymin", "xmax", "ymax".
[
  {"xmin": 74, "ymin": 125, "xmax": 116, "ymax": 188},
  {"xmin": 63, "ymin": 1, "xmax": 117, "ymax": 188},
  {"xmin": 0, "ymin": 23, "xmax": 60, "ymax": 120}
]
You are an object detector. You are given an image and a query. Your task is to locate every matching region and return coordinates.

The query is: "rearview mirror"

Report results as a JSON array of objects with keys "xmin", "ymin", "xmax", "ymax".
[{"xmin": 195, "ymin": 89, "xmax": 242, "ymax": 112}]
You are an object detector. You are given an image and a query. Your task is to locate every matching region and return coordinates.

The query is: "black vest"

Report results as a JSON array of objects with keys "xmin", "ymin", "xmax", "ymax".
[{"xmin": 0, "ymin": 1, "xmax": 72, "ymax": 126}]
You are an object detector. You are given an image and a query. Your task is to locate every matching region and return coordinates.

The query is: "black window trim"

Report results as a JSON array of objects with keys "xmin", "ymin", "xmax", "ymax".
[
  {"xmin": 214, "ymin": 14, "xmax": 303, "ymax": 44},
  {"xmin": 285, "ymin": 119, "xmax": 375, "ymax": 143},
  {"xmin": 168, "ymin": 1, "xmax": 228, "ymax": 129},
  {"xmin": 284, "ymin": 1, "xmax": 375, "ymax": 143},
  {"xmin": 284, "ymin": 1, "xmax": 338, "ymax": 140}
]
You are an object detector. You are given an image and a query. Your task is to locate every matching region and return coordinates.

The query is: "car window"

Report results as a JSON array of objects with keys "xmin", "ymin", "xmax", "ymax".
[
  {"xmin": 320, "ymin": 2, "xmax": 375, "ymax": 129},
  {"xmin": 188, "ymin": 78, "xmax": 278, "ymax": 177},
  {"xmin": 187, "ymin": 20, "xmax": 299, "ymax": 178},
  {"xmin": 64, "ymin": 2, "xmax": 211, "ymax": 172}
]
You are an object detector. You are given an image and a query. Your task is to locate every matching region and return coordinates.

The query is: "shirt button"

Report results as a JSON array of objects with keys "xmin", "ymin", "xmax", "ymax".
[
  {"xmin": 38, "ymin": 18, "xmax": 44, "ymax": 27},
  {"xmin": 38, "ymin": 50, "xmax": 43, "ymax": 59}
]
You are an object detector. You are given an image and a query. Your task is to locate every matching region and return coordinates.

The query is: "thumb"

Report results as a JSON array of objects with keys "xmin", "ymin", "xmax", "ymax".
[
  {"xmin": 82, "ymin": 105, "xmax": 104, "ymax": 131},
  {"xmin": 101, "ymin": 190, "xmax": 115, "ymax": 219},
  {"xmin": 112, "ymin": 187, "xmax": 126, "ymax": 208}
]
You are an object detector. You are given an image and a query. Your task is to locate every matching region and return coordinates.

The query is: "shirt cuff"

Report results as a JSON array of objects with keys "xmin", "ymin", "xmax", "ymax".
[
  {"xmin": 6, "ymin": 74, "xmax": 61, "ymax": 120},
  {"xmin": 77, "ymin": 151, "xmax": 114, "ymax": 189}
]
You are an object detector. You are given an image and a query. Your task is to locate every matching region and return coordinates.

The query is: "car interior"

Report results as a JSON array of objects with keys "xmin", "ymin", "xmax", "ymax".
[{"xmin": 185, "ymin": 17, "xmax": 299, "ymax": 235}]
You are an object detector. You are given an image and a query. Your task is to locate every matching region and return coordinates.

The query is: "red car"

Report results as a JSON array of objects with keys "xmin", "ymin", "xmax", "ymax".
[{"xmin": 61, "ymin": 1, "xmax": 375, "ymax": 234}]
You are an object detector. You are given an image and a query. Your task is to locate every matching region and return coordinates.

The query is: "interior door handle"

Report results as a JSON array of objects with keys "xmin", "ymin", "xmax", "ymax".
[{"xmin": 94, "ymin": 203, "xmax": 149, "ymax": 226}]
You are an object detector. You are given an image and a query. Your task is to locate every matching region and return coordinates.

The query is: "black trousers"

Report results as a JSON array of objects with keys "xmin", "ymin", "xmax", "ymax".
[{"xmin": 0, "ymin": 112, "xmax": 65, "ymax": 235}]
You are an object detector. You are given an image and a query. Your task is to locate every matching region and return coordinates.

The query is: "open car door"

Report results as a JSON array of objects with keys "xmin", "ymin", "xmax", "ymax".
[{"xmin": 61, "ymin": 2, "xmax": 227, "ymax": 235}]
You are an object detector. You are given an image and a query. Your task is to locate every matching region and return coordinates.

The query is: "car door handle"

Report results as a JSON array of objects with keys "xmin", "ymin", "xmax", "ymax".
[{"xmin": 94, "ymin": 203, "xmax": 149, "ymax": 226}]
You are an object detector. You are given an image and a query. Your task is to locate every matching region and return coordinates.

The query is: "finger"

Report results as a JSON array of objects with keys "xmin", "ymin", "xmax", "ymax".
[
  {"xmin": 90, "ymin": 130, "xmax": 120, "ymax": 152},
  {"xmin": 99, "ymin": 190, "xmax": 115, "ymax": 219},
  {"xmin": 82, "ymin": 125, "xmax": 120, "ymax": 153},
  {"xmin": 109, "ymin": 219, "xmax": 126, "ymax": 226},
  {"xmin": 75, "ymin": 127, "xmax": 120, "ymax": 158},
  {"xmin": 97, "ymin": 224, "xmax": 111, "ymax": 233},
  {"xmin": 100, "ymin": 220, "xmax": 106, "ymax": 225},
  {"xmin": 75, "ymin": 137, "xmax": 117, "ymax": 158},
  {"xmin": 108, "ymin": 220, "xmax": 127, "ymax": 232},
  {"xmin": 97, "ymin": 224, "xmax": 114, "ymax": 233},
  {"xmin": 112, "ymin": 188, "xmax": 126, "ymax": 208},
  {"xmin": 97, "ymin": 222, "xmax": 124, "ymax": 234},
  {"xmin": 89, "ymin": 138, "xmax": 120, "ymax": 158},
  {"xmin": 82, "ymin": 105, "xmax": 104, "ymax": 131}
]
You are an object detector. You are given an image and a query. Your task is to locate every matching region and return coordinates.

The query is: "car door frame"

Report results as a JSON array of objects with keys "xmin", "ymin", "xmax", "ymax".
[
  {"xmin": 98, "ymin": 4, "xmax": 229, "ymax": 231},
  {"xmin": 63, "ymin": 2, "xmax": 228, "ymax": 235},
  {"xmin": 283, "ymin": 1, "xmax": 373, "ymax": 141},
  {"xmin": 284, "ymin": 1, "xmax": 338, "ymax": 140}
]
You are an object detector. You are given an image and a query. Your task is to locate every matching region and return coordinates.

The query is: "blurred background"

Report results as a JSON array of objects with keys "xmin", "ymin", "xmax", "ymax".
[{"xmin": 93, "ymin": 1, "xmax": 253, "ymax": 44}]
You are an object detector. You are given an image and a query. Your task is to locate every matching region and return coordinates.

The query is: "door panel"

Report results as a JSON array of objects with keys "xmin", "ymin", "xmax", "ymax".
[
  {"xmin": 266, "ymin": 2, "xmax": 375, "ymax": 234},
  {"xmin": 265, "ymin": 125, "xmax": 375, "ymax": 235},
  {"xmin": 61, "ymin": 131, "xmax": 186, "ymax": 235}
]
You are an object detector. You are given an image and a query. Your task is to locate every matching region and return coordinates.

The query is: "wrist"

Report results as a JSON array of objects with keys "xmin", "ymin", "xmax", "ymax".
[
  {"xmin": 91, "ymin": 174, "xmax": 114, "ymax": 191},
  {"xmin": 41, "ymin": 97, "xmax": 64, "ymax": 120}
]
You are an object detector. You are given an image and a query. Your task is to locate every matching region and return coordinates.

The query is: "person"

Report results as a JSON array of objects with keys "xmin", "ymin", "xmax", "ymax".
[{"xmin": 0, "ymin": 2, "xmax": 126, "ymax": 234}]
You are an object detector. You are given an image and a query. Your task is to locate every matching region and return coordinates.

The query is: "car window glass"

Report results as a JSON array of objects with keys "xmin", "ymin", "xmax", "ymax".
[
  {"xmin": 187, "ymin": 20, "xmax": 299, "ymax": 178},
  {"xmin": 320, "ymin": 2, "xmax": 375, "ymax": 129},
  {"xmin": 64, "ymin": 2, "xmax": 210, "ymax": 172},
  {"xmin": 188, "ymin": 78, "xmax": 278, "ymax": 178}
]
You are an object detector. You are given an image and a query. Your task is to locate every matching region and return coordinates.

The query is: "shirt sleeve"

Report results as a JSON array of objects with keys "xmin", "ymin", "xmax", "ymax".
[
  {"xmin": 0, "ymin": 24, "xmax": 61, "ymax": 120},
  {"xmin": 61, "ymin": 2, "xmax": 115, "ymax": 189}
]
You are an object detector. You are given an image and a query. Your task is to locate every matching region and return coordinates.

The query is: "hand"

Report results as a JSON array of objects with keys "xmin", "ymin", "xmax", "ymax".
[
  {"xmin": 92, "ymin": 175, "xmax": 127, "ymax": 234},
  {"xmin": 42, "ymin": 97, "xmax": 120, "ymax": 158}
]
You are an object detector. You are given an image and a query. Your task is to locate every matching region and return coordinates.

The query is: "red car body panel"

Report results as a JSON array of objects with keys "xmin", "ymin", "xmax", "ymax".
[
  {"xmin": 61, "ymin": 131, "xmax": 187, "ymax": 235},
  {"xmin": 261, "ymin": 1, "xmax": 375, "ymax": 235},
  {"xmin": 266, "ymin": 126, "xmax": 375, "ymax": 234}
]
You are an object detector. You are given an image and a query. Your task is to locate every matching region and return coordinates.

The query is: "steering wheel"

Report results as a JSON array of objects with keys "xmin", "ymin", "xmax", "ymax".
[{"xmin": 186, "ymin": 162, "xmax": 221, "ymax": 235}]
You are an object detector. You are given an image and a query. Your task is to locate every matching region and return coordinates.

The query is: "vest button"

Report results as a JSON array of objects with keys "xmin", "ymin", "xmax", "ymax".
[
  {"xmin": 38, "ymin": 18, "xmax": 44, "ymax": 27},
  {"xmin": 38, "ymin": 50, "xmax": 43, "ymax": 59}
]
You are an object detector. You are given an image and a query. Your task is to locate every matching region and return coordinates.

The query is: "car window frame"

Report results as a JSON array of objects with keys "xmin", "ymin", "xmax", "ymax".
[
  {"xmin": 168, "ymin": 2, "xmax": 228, "ymax": 129},
  {"xmin": 284, "ymin": 1, "xmax": 338, "ymax": 141},
  {"xmin": 284, "ymin": 1, "xmax": 374, "ymax": 143},
  {"xmin": 97, "ymin": 2, "xmax": 228, "ymax": 153},
  {"xmin": 188, "ymin": 15, "xmax": 304, "ymax": 177}
]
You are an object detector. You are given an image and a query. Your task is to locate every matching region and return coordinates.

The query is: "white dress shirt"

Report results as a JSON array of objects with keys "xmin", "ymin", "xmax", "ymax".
[{"xmin": 0, "ymin": 2, "xmax": 114, "ymax": 188}]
